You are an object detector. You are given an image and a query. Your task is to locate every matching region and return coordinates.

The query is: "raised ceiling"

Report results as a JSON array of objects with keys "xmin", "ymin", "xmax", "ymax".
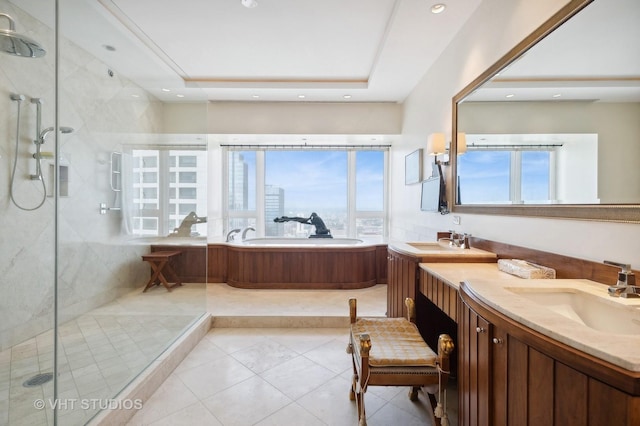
[{"xmin": 19, "ymin": 0, "xmax": 482, "ymax": 102}]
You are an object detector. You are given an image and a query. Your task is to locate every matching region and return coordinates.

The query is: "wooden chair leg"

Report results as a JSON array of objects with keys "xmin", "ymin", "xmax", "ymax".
[{"xmin": 408, "ymin": 386, "xmax": 420, "ymax": 401}]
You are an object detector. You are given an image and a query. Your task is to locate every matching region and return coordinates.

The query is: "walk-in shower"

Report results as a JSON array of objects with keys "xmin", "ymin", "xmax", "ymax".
[
  {"xmin": 9, "ymin": 95, "xmax": 74, "ymax": 210},
  {"xmin": 0, "ymin": 13, "xmax": 46, "ymax": 58}
]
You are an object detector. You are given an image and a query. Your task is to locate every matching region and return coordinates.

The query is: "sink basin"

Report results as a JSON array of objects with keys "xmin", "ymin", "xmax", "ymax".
[
  {"xmin": 507, "ymin": 287, "xmax": 640, "ymax": 335},
  {"xmin": 406, "ymin": 241, "xmax": 463, "ymax": 251}
]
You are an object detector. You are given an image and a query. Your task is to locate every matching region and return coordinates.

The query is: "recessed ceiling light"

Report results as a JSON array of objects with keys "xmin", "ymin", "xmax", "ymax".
[
  {"xmin": 161, "ymin": 88, "xmax": 171, "ymax": 92},
  {"xmin": 242, "ymin": 0, "xmax": 258, "ymax": 8},
  {"xmin": 431, "ymin": 4, "xmax": 446, "ymax": 14},
  {"xmin": 298, "ymin": 94, "xmax": 306, "ymax": 99},
  {"xmin": 505, "ymin": 94, "xmax": 515, "ymax": 98},
  {"xmin": 552, "ymin": 93, "xmax": 562, "ymax": 98},
  {"xmin": 176, "ymin": 94, "xmax": 184, "ymax": 98},
  {"xmin": 252, "ymin": 95, "xmax": 260, "ymax": 99},
  {"xmin": 131, "ymin": 94, "xmax": 140, "ymax": 98},
  {"xmin": 343, "ymin": 95, "xmax": 352, "ymax": 99}
]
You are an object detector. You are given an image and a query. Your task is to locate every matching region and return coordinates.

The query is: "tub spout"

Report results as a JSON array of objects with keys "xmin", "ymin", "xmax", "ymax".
[
  {"xmin": 226, "ymin": 228, "xmax": 241, "ymax": 242},
  {"xmin": 241, "ymin": 227, "xmax": 255, "ymax": 240}
]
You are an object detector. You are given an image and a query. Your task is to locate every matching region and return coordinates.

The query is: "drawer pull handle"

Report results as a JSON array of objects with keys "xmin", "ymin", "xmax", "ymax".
[
  {"xmin": 476, "ymin": 327, "xmax": 485, "ymax": 333},
  {"xmin": 493, "ymin": 338, "xmax": 503, "ymax": 344}
]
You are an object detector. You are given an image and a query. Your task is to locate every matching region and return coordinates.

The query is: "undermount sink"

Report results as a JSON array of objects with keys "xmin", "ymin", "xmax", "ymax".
[{"xmin": 506, "ymin": 287, "xmax": 640, "ymax": 335}]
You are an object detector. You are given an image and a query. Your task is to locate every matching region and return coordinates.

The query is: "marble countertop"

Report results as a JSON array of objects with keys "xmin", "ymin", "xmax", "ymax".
[
  {"xmin": 420, "ymin": 263, "xmax": 519, "ymax": 289},
  {"xmin": 389, "ymin": 241, "xmax": 497, "ymax": 260},
  {"xmin": 420, "ymin": 263, "xmax": 640, "ymax": 372}
]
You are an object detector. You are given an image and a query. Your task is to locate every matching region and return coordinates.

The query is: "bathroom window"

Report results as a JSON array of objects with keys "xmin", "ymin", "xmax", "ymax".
[
  {"xmin": 129, "ymin": 147, "xmax": 207, "ymax": 236},
  {"xmin": 457, "ymin": 149, "xmax": 554, "ymax": 204},
  {"xmin": 225, "ymin": 147, "xmax": 387, "ymax": 238}
]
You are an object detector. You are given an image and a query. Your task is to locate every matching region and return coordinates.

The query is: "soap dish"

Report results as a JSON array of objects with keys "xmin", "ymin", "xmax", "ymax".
[{"xmin": 498, "ymin": 259, "xmax": 556, "ymax": 279}]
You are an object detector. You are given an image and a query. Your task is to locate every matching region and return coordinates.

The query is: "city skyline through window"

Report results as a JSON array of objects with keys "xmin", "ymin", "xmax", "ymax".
[{"xmin": 227, "ymin": 149, "xmax": 387, "ymax": 238}]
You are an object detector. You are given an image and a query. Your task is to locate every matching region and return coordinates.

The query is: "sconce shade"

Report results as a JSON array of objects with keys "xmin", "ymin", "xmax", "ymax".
[
  {"xmin": 457, "ymin": 132, "xmax": 467, "ymax": 154},
  {"xmin": 427, "ymin": 133, "xmax": 447, "ymax": 156}
]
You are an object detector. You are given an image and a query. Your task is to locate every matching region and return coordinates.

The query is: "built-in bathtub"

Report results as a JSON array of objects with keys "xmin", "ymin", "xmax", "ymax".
[
  {"xmin": 226, "ymin": 237, "xmax": 385, "ymax": 289},
  {"xmin": 240, "ymin": 237, "xmax": 363, "ymax": 246}
]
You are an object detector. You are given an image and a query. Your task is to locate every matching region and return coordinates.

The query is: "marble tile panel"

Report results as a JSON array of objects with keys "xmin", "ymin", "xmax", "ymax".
[
  {"xmin": 260, "ymin": 354, "xmax": 337, "ymax": 400},
  {"xmin": 201, "ymin": 376, "xmax": 291, "ymax": 426},
  {"xmin": 126, "ymin": 374, "xmax": 199, "ymax": 426},
  {"xmin": 254, "ymin": 402, "xmax": 325, "ymax": 426},
  {"xmin": 146, "ymin": 402, "xmax": 222, "ymax": 426},
  {"xmin": 296, "ymin": 375, "xmax": 385, "ymax": 426},
  {"xmin": 230, "ymin": 339, "xmax": 298, "ymax": 374},
  {"xmin": 176, "ymin": 355, "xmax": 255, "ymax": 401}
]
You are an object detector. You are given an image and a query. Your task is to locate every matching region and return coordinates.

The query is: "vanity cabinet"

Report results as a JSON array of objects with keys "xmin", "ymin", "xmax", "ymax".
[
  {"xmin": 386, "ymin": 248, "xmax": 419, "ymax": 318},
  {"xmin": 459, "ymin": 282, "xmax": 640, "ymax": 426},
  {"xmin": 458, "ymin": 293, "xmax": 507, "ymax": 426}
]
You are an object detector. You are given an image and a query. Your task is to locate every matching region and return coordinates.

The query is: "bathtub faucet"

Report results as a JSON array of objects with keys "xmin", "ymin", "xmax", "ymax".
[
  {"xmin": 170, "ymin": 211, "xmax": 206, "ymax": 237},
  {"xmin": 226, "ymin": 228, "xmax": 241, "ymax": 242},
  {"xmin": 241, "ymin": 227, "xmax": 255, "ymax": 240},
  {"xmin": 273, "ymin": 212, "xmax": 332, "ymax": 238}
]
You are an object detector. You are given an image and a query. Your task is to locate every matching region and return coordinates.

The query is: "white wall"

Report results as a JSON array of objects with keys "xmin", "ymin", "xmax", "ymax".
[
  {"xmin": 395, "ymin": 0, "xmax": 640, "ymax": 269},
  {"xmin": 205, "ymin": 101, "xmax": 402, "ymax": 135}
]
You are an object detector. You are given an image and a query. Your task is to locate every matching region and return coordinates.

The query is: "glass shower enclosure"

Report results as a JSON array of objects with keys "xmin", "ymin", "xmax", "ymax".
[{"xmin": 0, "ymin": 1, "xmax": 207, "ymax": 424}]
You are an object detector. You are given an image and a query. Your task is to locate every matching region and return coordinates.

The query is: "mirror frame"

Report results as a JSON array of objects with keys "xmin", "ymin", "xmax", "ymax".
[{"xmin": 450, "ymin": 0, "xmax": 640, "ymax": 223}]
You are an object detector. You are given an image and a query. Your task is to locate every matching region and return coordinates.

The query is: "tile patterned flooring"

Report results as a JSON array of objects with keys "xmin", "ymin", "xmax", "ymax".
[
  {"xmin": 128, "ymin": 283, "xmax": 458, "ymax": 426},
  {"xmin": 2, "ymin": 283, "xmax": 458, "ymax": 425},
  {"xmin": 0, "ymin": 285, "xmax": 205, "ymax": 426}
]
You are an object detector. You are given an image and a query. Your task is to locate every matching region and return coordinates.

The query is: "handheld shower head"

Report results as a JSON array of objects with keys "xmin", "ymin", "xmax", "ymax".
[
  {"xmin": 0, "ymin": 13, "xmax": 46, "ymax": 58},
  {"xmin": 38, "ymin": 126, "xmax": 75, "ymax": 144}
]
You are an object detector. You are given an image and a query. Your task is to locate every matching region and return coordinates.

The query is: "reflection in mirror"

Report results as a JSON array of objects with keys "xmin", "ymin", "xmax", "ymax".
[{"xmin": 452, "ymin": 0, "xmax": 640, "ymax": 222}]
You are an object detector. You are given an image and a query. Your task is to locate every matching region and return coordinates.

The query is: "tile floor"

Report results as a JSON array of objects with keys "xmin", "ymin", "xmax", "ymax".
[
  {"xmin": 0, "ymin": 284, "xmax": 205, "ymax": 426},
  {"xmin": 127, "ymin": 283, "xmax": 458, "ymax": 426},
  {"xmin": 1, "ymin": 283, "xmax": 458, "ymax": 425}
]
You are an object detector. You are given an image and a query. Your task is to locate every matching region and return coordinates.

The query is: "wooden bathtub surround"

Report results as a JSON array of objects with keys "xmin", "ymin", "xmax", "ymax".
[
  {"xmin": 226, "ymin": 244, "xmax": 383, "ymax": 289},
  {"xmin": 150, "ymin": 243, "xmax": 387, "ymax": 288},
  {"xmin": 348, "ymin": 297, "xmax": 454, "ymax": 426}
]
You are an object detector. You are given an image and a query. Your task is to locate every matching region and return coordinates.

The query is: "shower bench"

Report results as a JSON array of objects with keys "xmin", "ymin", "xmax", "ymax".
[{"xmin": 141, "ymin": 250, "xmax": 183, "ymax": 292}]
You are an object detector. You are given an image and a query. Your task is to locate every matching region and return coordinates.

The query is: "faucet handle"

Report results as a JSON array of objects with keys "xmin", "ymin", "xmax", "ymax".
[
  {"xmin": 604, "ymin": 260, "xmax": 635, "ymax": 287},
  {"xmin": 604, "ymin": 260, "xmax": 631, "ymax": 273}
]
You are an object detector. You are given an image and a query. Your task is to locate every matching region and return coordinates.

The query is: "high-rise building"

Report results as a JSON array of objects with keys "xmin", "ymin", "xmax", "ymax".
[
  {"xmin": 228, "ymin": 152, "xmax": 248, "ymax": 210},
  {"xmin": 265, "ymin": 185, "xmax": 285, "ymax": 236}
]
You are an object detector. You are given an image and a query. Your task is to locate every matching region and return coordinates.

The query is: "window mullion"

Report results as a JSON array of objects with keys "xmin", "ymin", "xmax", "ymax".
[
  {"xmin": 256, "ymin": 151, "xmax": 265, "ymax": 237},
  {"xmin": 159, "ymin": 151, "xmax": 171, "ymax": 235},
  {"xmin": 510, "ymin": 151, "xmax": 522, "ymax": 204},
  {"xmin": 347, "ymin": 151, "xmax": 356, "ymax": 238}
]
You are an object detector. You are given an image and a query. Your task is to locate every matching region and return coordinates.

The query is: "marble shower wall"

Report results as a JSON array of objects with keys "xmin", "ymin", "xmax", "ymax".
[{"xmin": 0, "ymin": 1, "xmax": 164, "ymax": 351}]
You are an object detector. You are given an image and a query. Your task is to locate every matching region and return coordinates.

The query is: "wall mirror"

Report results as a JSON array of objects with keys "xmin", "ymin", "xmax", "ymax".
[{"xmin": 451, "ymin": 0, "xmax": 640, "ymax": 223}]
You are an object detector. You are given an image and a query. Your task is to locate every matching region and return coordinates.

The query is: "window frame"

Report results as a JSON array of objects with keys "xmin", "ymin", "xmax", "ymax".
[{"xmin": 223, "ymin": 146, "xmax": 388, "ymax": 239}]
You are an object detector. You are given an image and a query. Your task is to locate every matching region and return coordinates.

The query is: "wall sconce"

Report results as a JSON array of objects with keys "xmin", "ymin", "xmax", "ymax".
[
  {"xmin": 427, "ymin": 133, "xmax": 448, "ymax": 164},
  {"xmin": 428, "ymin": 132, "xmax": 467, "ymax": 165},
  {"xmin": 457, "ymin": 132, "xmax": 467, "ymax": 155}
]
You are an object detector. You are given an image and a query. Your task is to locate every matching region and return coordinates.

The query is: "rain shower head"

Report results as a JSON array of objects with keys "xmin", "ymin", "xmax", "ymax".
[{"xmin": 0, "ymin": 13, "xmax": 46, "ymax": 58}]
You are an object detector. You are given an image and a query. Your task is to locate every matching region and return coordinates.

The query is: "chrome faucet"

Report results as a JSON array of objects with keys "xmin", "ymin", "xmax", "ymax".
[
  {"xmin": 226, "ymin": 228, "xmax": 241, "ymax": 242},
  {"xmin": 241, "ymin": 226, "xmax": 255, "ymax": 240},
  {"xmin": 604, "ymin": 260, "xmax": 639, "ymax": 298},
  {"xmin": 449, "ymin": 230, "xmax": 471, "ymax": 249}
]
